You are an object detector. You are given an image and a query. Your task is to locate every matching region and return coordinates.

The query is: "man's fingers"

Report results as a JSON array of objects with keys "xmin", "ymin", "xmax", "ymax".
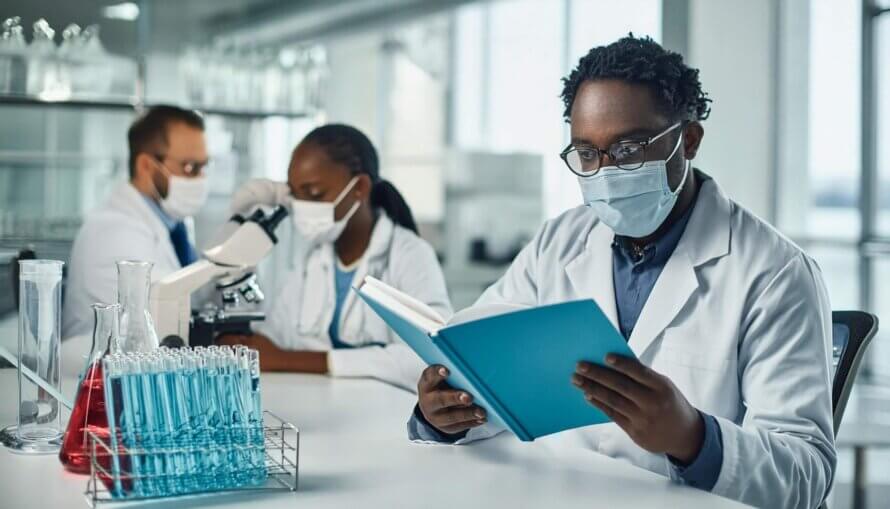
[
  {"xmin": 418, "ymin": 365, "xmax": 449, "ymax": 393},
  {"xmin": 439, "ymin": 419, "xmax": 485, "ymax": 435},
  {"xmin": 426, "ymin": 389, "xmax": 473, "ymax": 413},
  {"xmin": 432, "ymin": 405, "xmax": 487, "ymax": 428},
  {"xmin": 602, "ymin": 355, "xmax": 663, "ymax": 388},
  {"xmin": 586, "ymin": 393, "xmax": 632, "ymax": 429},
  {"xmin": 575, "ymin": 363, "xmax": 651, "ymax": 404},
  {"xmin": 572, "ymin": 374, "xmax": 640, "ymax": 417}
]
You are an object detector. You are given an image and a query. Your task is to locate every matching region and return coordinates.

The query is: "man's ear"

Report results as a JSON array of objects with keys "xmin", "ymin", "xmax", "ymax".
[
  {"xmin": 682, "ymin": 121, "xmax": 704, "ymax": 160},
  {"xmin": 133, "ymin": 152, "xmax": 155, "ymax": 182}
]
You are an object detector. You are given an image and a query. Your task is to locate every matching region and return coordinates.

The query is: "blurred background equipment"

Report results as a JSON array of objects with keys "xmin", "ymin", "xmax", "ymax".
[{"xmin": 0, "ymin": 1, "xmax": 888, "ymax": 505}]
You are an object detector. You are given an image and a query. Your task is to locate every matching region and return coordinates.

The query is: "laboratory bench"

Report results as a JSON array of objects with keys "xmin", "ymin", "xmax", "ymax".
[{"xmin": 0, "ymin": 369, "xmax": 751, "ymax": 509}]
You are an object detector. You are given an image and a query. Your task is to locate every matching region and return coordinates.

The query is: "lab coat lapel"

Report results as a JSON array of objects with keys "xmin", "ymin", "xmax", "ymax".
[
  {"xmin": 627, "ymin": 173, "xmax": 731, "ymax": 357},
  {"xmin": 108, "ymin": 181, "xmax": 181, "ymax": 270},
  {"xmin": 298, "ymin": 244, "xmax": 333, "ymax": 336},
  {"xmin": 337, "ymin": 215, "xmax": 395, "ymax": 339},
  {"xmin": 627, "ymin": 248, "xmax": 698, "ymax": 357},
  {"xmin": 565, "ymin": 220, "xmax": 620, "ymax": 331}
]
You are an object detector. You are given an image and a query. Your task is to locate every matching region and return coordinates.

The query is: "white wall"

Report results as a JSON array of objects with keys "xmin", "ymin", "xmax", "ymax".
[
  {"xmin": 687, "ymin": 0, "xmax": 776, "ymax": 221},
  {"xmin": 321, "ymin": 32, "xmax": 384, "ymax": 142}
]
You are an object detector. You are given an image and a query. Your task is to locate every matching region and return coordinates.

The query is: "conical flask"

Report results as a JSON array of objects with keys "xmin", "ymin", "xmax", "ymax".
[
  {"xmin": 117, "ymin": 261, "xmax": 159, "ymax": 353},
  {"xmin": 59, "ymin": 303, "xmax": 121, "ymax": 473}
]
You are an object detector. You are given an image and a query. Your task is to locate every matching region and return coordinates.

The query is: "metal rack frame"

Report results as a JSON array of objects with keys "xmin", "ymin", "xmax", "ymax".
[{"xmin": 83, "ymin": 411, "xmax": 299, "ymax": 508}]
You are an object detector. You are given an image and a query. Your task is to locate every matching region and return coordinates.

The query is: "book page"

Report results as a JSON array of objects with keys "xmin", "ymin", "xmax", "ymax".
[
  {"xmin": 359, "ymin": 277, "xmax": 446, "ymax": 332},
  {"xmin": 447, "ymin": 302, "xmax": 530, "ymax": 327}
]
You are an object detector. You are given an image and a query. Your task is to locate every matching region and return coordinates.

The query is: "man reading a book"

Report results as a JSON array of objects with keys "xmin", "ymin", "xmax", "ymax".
[{"xmin": 407, "ymin": 35, "xmax": 835, "ymax": 509}]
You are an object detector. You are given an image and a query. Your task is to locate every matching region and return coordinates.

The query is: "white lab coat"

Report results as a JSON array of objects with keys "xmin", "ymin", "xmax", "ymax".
[
  {"xmin": 63, "ymin": 181, "xmax": 183, "ymax": 338},
  {"xmin": 441, "ymin": 173, "xmax": 835, "ymax": 509},
  {"xmin": 256, "ymin": 213, "xmax": 452, "ymax": 391}
]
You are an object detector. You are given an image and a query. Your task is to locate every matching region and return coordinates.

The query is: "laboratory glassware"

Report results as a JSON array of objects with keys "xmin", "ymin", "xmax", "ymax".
[
  {"xmin": 117, "ymin": 260, "xmax": 160, "ymax": 353},
  {"xmin": 26, "ymin": 19, "xmax": 62, "ymax": 99},
  {"xmin": 0, "ymin": 17, "xmax": 27, "ymax": 94},
  {"xmin": 0, "ymin": 260, "xmax": 64, "ymax": 454},
  {"xmin": 59, "ymin": 303, "xmax": 121, "ymax": 473}
]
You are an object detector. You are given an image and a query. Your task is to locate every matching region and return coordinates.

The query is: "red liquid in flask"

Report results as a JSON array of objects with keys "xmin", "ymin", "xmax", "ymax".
[{"xmin": 59, "ymin": 361, "xmax": 109, "ymax": 474}]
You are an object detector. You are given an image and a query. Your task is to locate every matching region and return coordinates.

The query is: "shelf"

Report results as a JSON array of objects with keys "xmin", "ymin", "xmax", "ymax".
[
  {"xmin": 190, "ymin": 105, "xmax": 312, "ymax": 120},
  {"xmin": 0, "ymin": 94, "xmax": 138, "ymax": 111},
  {"xmin": 0, "ymin": 94, "xmax": 313, "ymax": 120}
]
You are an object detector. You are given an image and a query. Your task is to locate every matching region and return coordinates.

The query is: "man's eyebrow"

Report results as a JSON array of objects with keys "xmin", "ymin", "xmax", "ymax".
[{"xmin": 570, "ymin": 127, "xmax": 660, "ymax": 148}]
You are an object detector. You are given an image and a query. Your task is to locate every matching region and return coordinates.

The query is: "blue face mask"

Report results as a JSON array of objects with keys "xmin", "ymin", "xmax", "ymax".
[{"xmin": 578, "ymin": 133, "xmax": 689, "ymax": 238}]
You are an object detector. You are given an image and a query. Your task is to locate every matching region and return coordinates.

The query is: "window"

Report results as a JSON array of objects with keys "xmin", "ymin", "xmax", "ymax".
[{"xmin": 450, "ymin": 0, "xmax": 661, "ymax": 218}]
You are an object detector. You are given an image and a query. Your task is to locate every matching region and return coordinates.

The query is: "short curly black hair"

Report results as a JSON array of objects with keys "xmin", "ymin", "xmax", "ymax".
[{"xmin": 561, "ymin": 34, "xmax": 711, "ymax": 123}]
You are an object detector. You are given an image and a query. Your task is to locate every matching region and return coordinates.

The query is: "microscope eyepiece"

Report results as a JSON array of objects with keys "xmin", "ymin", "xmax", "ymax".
[{"xmin": 255, "ymin": 205, "xmax": 289, "ymax": 244}]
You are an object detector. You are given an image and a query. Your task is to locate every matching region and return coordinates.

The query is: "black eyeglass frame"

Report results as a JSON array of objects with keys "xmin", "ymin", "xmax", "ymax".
[{"xmin": 560, "ymin": 121, "xmax": 685, "ymax": 177}]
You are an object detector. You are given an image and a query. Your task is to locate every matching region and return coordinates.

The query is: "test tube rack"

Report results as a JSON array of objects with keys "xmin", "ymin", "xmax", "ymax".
[{"xmin": 83, "ymin": 411, "xmax": 299, "ymax": 507}]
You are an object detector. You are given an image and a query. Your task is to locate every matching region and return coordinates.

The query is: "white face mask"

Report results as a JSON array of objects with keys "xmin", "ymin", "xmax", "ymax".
[
  {"xmin": 150, "ymin": 160, "xmax": 209, "ymax": 220},
  {"xmin": 290, "ymin": 176, "xmax": 360, "ymax": 244},
  {"xmin": 161, "ymin": 174, "xmax": 209, "ymax": 220},
  {"xmin": 578, "ymin": 132, "xmax": 688, "ymax": 238}
]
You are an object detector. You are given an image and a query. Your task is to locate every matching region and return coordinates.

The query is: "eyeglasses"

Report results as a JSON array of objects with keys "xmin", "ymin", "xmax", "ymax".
[
  {"xmin": 560, "ymin": 122, "xmax": 683, "ymax": 177},
  {"xmin": 152, "ymin": 154, "xmax": 209, "ymax": 177}
]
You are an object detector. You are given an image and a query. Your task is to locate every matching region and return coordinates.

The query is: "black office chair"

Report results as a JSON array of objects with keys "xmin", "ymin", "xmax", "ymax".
[{"xmin": 831, "ymin": 311, "xmax": 879, "ymax": 434}]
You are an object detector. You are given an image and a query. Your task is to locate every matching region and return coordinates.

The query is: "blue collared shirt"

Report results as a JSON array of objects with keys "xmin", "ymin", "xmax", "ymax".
[
  {"xmin": 142, "ymin": 195, "xmax": 197, "ymax": 267},
  {"xmin": 142, "ymin": 195, "xmax": 178, "ymax": 231}
]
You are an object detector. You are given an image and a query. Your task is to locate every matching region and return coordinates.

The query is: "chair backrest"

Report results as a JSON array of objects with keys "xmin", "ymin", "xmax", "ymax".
[{"xmin": 831, "ymin": 310, "xmax": 879, "ymax": 434}]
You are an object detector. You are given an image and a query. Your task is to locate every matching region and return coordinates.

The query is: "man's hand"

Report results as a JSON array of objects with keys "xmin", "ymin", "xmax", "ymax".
[
  {"xmin": 417, "ymin": 365, "xmax": 488, "ymax": 436},
  {"xmin": 572, "ymin": 355, "xmax": 704, "ymax": 464}
]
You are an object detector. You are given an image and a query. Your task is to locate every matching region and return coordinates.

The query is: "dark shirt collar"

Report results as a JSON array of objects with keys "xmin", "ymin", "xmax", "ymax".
[{"xmin": 611, "ymin": 197, "xmax": 698, "ymax": 266}]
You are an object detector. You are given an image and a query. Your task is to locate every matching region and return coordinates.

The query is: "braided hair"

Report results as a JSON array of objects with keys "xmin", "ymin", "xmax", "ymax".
[{"xmin": 302, "ymin": 124, "xmax": 418, "ymax": 234}]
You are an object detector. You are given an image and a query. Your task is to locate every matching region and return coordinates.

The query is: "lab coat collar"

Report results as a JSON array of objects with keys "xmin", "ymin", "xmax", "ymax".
[
  {"xmin": 337, "ymin": 213, "xmax": 397, "ymax": 332},
  {"xmin": 566, "ymin": 211, "xmax": 620, "ymax": 331},
  {"xmin": 300, "ymin": 213, "xmax": 398, "ymax": 340},
  {"xmin": 628, "ymin": 171, "xmax": 731, "ymax": 357},
  {"xmin": 106, "ymin": 180, "xmax": 181, "ymax": 269},
  {"xmin": 566, "ymin": 170, "xmax": 731, "ymax": 358}
]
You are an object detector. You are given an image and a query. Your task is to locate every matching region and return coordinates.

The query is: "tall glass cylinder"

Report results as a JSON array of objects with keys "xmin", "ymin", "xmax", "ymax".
[
  {"xmin": 117, "ymin": 261, "xmax": 159, "ymax": 353},
  {"xmin": 15, "ymin": 259, "xmax": 64, "ymax": 453}
]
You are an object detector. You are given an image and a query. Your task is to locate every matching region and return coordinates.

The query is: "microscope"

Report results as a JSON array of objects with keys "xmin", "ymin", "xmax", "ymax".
[{"xmin": 149, "ymin": 206, "xmax": 289, "ymax": 347}]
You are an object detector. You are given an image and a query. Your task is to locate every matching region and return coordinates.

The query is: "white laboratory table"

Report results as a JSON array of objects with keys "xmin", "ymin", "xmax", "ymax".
[{"xmin": 0, "ymin": 370, "xmax": 750, "ymax": 509}]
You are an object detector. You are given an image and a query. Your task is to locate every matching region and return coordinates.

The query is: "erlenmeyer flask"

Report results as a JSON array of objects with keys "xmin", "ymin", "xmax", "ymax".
[
  {"xmin": 59, "ymin": 303, "xmax": 120, "ymax": 473},
  {"xmin": 117, "ymin": 261, "xmax": 159, "ymax": 353}
]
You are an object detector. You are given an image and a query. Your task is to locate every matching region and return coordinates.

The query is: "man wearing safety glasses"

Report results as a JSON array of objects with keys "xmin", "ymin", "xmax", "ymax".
[
  {"xmin": 63, "ymin": 105, "xmax": 210, "ymax": 338},
  {"xmin": 409, "ymin": 36, "xmax": 835, "ymax": 509}
]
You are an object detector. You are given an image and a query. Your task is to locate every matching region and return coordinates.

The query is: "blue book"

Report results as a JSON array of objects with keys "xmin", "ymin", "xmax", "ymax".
[{"xmin": 355, "ymin": 276, "xmax": 636, "ymax": 442}]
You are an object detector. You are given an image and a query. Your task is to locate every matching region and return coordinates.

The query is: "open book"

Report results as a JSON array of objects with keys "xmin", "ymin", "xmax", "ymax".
[{"xmin": 356, "ymin": 276, "xmax": 636, "ymax": 442}]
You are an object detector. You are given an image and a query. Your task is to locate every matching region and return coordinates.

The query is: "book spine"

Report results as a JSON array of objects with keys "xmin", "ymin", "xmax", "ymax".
[{"xmin": 433, "ymin": 332, "xmax": 532, "ymax": 442}]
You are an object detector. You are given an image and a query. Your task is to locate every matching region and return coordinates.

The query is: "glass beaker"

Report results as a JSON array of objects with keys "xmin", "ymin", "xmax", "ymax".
[
  {"xmin": 117, "ymin": 261, "xmax": 159, "ymax": 353},
  {"xmin": 59, "ymin": 303, "xmax": 121, "ymax": 473},
  {"xmin": 2, "ymin": 260, "xmax": 64, "ymax": 454}
]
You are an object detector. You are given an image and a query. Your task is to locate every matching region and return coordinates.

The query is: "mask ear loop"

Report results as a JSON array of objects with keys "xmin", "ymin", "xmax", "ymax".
[
  {"xmin": 666, "ymin": 130, "xmax": 690, "ymax": 197},
  {"xmin": 331, "ymin": 175, "xmax": 362, "ymax": 223},
  {"xmin": 333, "ymin": 176, "xmax": 360, "ymax": 207}
]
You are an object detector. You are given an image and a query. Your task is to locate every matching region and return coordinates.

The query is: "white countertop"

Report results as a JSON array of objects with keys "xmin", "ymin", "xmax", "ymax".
[{"xmin": 0, "ymin": 370, "xmax": 749, "ymax": 509}]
